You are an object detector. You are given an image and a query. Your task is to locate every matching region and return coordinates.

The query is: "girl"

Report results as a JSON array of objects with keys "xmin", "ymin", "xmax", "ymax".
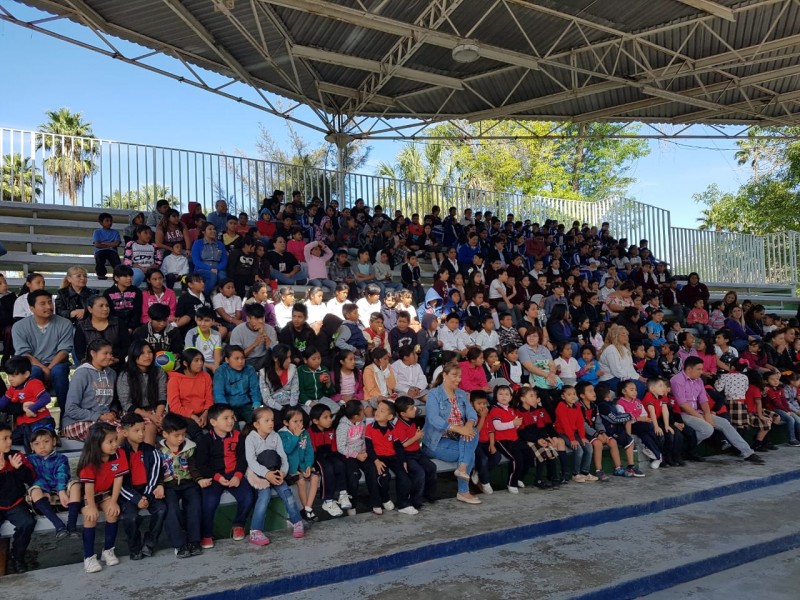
[
  {"xmin": 432, "ymin": 268, "xmax": 451, "ymax": 300},
  {"xmin": 589, "ymin": 320, "xmax": 605, "ymax": 352},
  {"xmin": 305, "ymin": 286, "xmax": 327, "ymax": 328},
  {"xmin": 77, "ymin": 422, "xmax": 127, "ymax": 573},
  {"xmin": 166, "ymin": 348, "xmax": 213, "ymax": 441},
  {"xmin": 554, "ymin": 341, "xmax": 580, "ymax": 386},
  {"xmin": 554, "ymin": 386, "xmax": 596, "ymax": 483},
  {"xmin": 616, "ymin": 380, "xmax": 664, "ymax": 468},
  {"xmin": 103, "ymin": 264, "xmax": 143, "ymax": 332},
  {"xmin": 297, "ymin": 347, "xmax": 339, "ymax": 414},
  {"xmin": 362, "ymin": 348, "xmax": 397, "ymax": 414},
  {"xmin": 501, "ymin": 345, "xmax": 526, "ymax": 388},
  {"xmin": 764, "ymin": 371, "xmax": 800, "ymax": 446},
  {"xmin": 686, "ymin": 297, "xmax": 711, "ymax": 338},
  {"xmin": 241, "ymin": 281, "xmax": 277, "ymax": 329},
  {"xmin": 309, "ymin": 404, "xmax": 352, "ymax": 516},
  {"xmin": 278, "ymin": 406, "xmax": 324, "ymax": 520},
  {"xmin": 696, "ymin": 337, "xmax": 719, "ymax": 379},
  {"xmin": 708, "ymin": 301, "xmax": 726, "ymax": 331},
  {"xmin": 577, "ymin": 345, "xmax": 604, "ymax": 385},
  {"xmin": 259, "ymin": 344, "xmax": 299, "ymax": 411},
  {"xmin": 483, "ymin": 348, "xmax": 504, "ymax": 388},
  {"xmin": 489, "ymin": 385, "xmax": 533, "ymax": 493},
  {"xmin": 244, "ymin": 407, "xmax": 305, "ymax": 545},
  {"xmin": 13, "ymin": 272, "xmax": 45, "ymax": 319},
  {"xmin": 458, "ymin": 347, "xmax": 490, "ymax": 393},
  {"xmin": 381, "ymin": 291, "xmax": 399, "ymax": 332},
  {"xmin": 335, "ymin": 399, "xmax": 382, "ymax": 514},
  {"xmin": 212, "ymin": 345, "xmax": 260, "ymax": 423},
  {"xmin": 211, "ymin": 279, "xmax": 242, "ymax": 332},
  {"xmin": 513, "ymin": 386, "xmax": 563, "ymax": 489},
  {"xmin": 332, "ymin": 350, "xmax": 364, "ymax": 405},
  {"xmin": 62, "ymin": 339, "xmax": 119, "ymax": 442},
  {"xmin": 141, "ymin": 267, "xmax": 176, "ymax": 324},
  {"xmin": 117, "ymin": 340, "xmax": 167, "ymax": 445}
]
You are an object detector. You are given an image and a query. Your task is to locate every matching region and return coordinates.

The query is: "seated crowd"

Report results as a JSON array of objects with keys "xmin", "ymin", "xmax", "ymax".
[{"xmin": 3, "ymin": 192, "xmax": 800, "ymax": 576}]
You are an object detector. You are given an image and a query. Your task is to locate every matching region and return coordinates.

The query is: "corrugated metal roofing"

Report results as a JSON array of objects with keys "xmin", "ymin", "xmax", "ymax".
[{"xmin": 14, "ymin": 0, "xmax": 800, "ymax": 130}]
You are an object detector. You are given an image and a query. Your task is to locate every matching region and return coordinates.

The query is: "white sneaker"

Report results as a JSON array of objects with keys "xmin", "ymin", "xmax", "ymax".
[
  {"xmin": 347, "ymin": 508, "xmax": 357, "ymax": 517},
  {"xmin": 84, "ymin": 555, "xmax": 102, "ymax": 574},
  {"xmin": 516, "ymin": 481, "xmax": 526, "ymax": 488},
  {"xmin": 372, "ymin": 506, "xmax": 383, "ymax": 515},
  {"xmin": 100, "ymin": 548, "xmax": 119, "ymax": 566},
  {"xmin": 322, "ymin": 499, "xmax": 344, "ymax": 517},
  {"xmin": 641, "ymin": 447, "xmax": 657, "ymax": 460},
  {"xmin": 481, "ymin": 483, "xmax": 494, "ymax": 494},
  {"xmin": 397, "ymin": 506, "xmax": 419, "ymax": 515},
  {"xmin": 470, "ymin": 470, "xmax": 480, "ymax": 485},
  {"xmin": 508, "ymin": 486, "xmax": 519, "ymax": 494},
  {"xmin": 337, "ymin": 492, "xmax": 352, "ymax": 510},
  {"xmin": 650, "ymin": 459, "xmax": 662, "ymax": 470},
  {"xmin": 382, "ymin": 500, "xmax": 395, "ymax": 511}
]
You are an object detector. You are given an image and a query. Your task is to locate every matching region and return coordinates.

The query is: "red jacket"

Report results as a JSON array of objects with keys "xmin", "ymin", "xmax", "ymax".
[
  {"xmin": 393, "ymin": 417, "xmax": 421, "ymax": 452},
  {"xmin": 308, "ymin": 425, "xmax": 338, "ymax": 457},
  {"xmin": 555, "ymin": 401, "xmax": 585, "ymax": 442}
]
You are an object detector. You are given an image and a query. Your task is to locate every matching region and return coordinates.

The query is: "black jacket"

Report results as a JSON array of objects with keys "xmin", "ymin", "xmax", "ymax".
[
  {"xmin": 55, "ymin": 286, "xmax": 98, "ymax": 324},
  {"xmin": 120, "ymin": 441, "xmax": 163, "ymax": 505},
  {"xmin": 195, "ymin": 429, "xmax": 247, "ymax": 480}
]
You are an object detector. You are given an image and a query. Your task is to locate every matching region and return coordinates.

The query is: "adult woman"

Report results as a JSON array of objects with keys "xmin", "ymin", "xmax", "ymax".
[
  {"xmin": 723, "ymin": 304, "xmax": 757, "ymax": 352},
  {"xmin": 766, "ymin": 328, "xmax": 795, "ymax": 371},
  {"xmin": 721, "ymin": 291, "xmax": 739, "ymax": 317},
  {"xmin": 422, "ymin": 362, "xmax": 481, "ymax": 505},
  {"xmin": 517, "ymin": 301, "xmax": 552, "ymax": 350},
  {"xmin": 259, "ymin": 344, "xmax": 299, "ymax": 411},
  {"xmin": 598, "ymin": 325, "xmax": 647, "ymax": 397},
  {"xmin": 55, "ymin": 266, "xmax": 96, "ymax": 325},
  {"xmin": 518, "ymin": 328, "xmax": 561, "ymax": 415},
  {"xmin": 62, "ymin": 339, "xmax": 119, "ymax": 442},
  {"xmin": 117, "ymin": 340, "xmax": 167, "ymax": 445},
  {"xmin": 191, "ymin": 222, "xmax": 228, "ymax": 295},
  {"xmin": 363, "ymin": 347, "xmax": 396, "ymax": 411},
  {"xmin": 744, "ymin": 304, "xmax": 766, "ymax": 338},
  {"xmin": 74, "ymin": 295, "xmax": 130, "ymax": 369},
  {"xmin": 546, "ymin": 304, "xmax": 579, "ymax": 355},
  {"xmin": 155, "ymin": 208, "xmax": 191, "ymax": 255},
  {"xmin": 677, "ymin": 272, "xmax": 710, "ymax": 310},
  {"xmin": 602, "ymin": 280, "xmax": 635, "ymax": 319}
]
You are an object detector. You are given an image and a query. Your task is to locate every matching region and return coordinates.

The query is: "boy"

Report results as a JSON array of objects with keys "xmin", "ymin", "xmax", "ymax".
[
  {"xmin": 645, "ymin": 309, "xmax": 666, "ymax": 350},
  {"xmin": 335, "ymin": 303, "xmax": 368, "ymax": 369},
  {"xmin": 227, "ymin": 237, "xmax": 257, "ymax": 297},
  {"xmin": 0, "ymin": 356, "xmax": 55, "ymax": 452},
  {"xmin": 389, "ymin": 311, "xmax": 418, "ymax": 360},
  {"xmin": 175, "ymin": 274, "xmax": 213, "ymax": 337},
  {"xmin": 194, "ymin": 404, "xmax": 254, "ymax": 549},
  {"xmin": 642, "ymin": 378, "xmax": 686, "ymax": 467},
  {"xmin": 0, "ymin": 423, "xmax": 36, "ymax": 573},
  {"xmin": 576, "ymin": 382, "xmax": 629, "ymax": 481},
  {"xmin": 497, "ymin": 311, "xmax": 524, "ymax": 348},
  {"xmin": 132, "ymin": 303, "xmax": 184, "ymax": 355},
  {"xmin": 277, "ymin": 303, "xmax": 318, "ymax": 365},
  {"xmin": 393, "ymin": 396, "xmax": 437, "ymax": 507},
  {"xmin": 184, "ymin": 307, "xmax": 223, "ymax": 373},
  {"xmin": 475, "ymin": 314, "xmax": 500, "ymax": 351},
  {"xmin": 104, "ymin": 264, "xmax": 144, "ymax": 333},
  {"xmin": 438, "ymin": 312, "xmax": 472, "ymax": 357},
  {"xmin": 161, "ymin": 243, "xmax": 190, "ymax": 290},
  {"xmin": 27, "ymin": 428, "xmax": 81, "ymax": 540},
  {"xmin": 160, "ymin": 412, "xmax": 204, "ymax": 558},
  {"xmin": 92, "ymin": 212, "xmax": 122, "ymax": 280},
  {"xmin": 230, "ymin": 303, "xmax": 274, "ymax": 371},
  {"xmin": 119, "ymin": 413, "xmax": 167, "ymax": 560},
  {"xmin": 464, "ymin": 290, "xmax": 492, "ymax": 324},
  {"xmin": 595, "ymin": 384, "xmax": 644, "ymax": 477},
  {"xmin": 401, "ymin": 253, "xmax": 425, "ymax": 305}
]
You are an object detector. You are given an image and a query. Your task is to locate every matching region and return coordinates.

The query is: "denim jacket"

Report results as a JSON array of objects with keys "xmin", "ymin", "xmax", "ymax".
[{"xmin": 422, "ymin": 384, "xmax": 477, "ymax": 453}]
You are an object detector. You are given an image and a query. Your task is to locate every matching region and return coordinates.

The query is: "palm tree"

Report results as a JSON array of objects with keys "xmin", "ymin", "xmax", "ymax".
[
  {"xmin": 1, "ymin": 154, "xmax": 43, "ymax": 202},
  {"xmin": 37, "ymin": 108, "xmax": 98, "ymax": 205},
  {"xmin": 696, "ymin": 208, "xmax": 714, "ymax": 231},
  {"xmin": 102, "ymin": 184, "xmax": 178, "ymax": 211}
]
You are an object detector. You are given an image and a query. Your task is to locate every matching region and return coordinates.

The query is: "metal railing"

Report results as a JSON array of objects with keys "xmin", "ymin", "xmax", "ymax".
[{"xmin": 0, "ymin": 127, "xmax": 795, "ymax": 289}]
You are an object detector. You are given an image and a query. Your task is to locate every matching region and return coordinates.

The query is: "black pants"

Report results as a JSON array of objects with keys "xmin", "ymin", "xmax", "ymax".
[
  {"xmin": 495, "ymin": 439, "xmax": 533, "ymax": 487},
  {"xmin": 315, "ymin": 454, "xmax": 347, "ymax": 502},
  {"xmin": 631, "ymin": 421, "xmax": 663, "ymax": 460},
  {"xmin": 375, "ymin": 456, "xmax": 412, "ymax": 509},
  {"xmin": 163, "ymin": 482, "xmax": 202, "ymax": 549},
  {"xmin": 95, "ymin": 249, "xmax": 120, "ymax": 279},
  {"xmin": 121, "ymin": 495, "xmax": 167, "ymax": 553},
  {"xmin": 406, "ymin": 453, "xmax": 438, "ymax": 506},
  {"xmin": 474, "ymin": 441, "xmax": 502, "ymax": 485},
  {"xmin": 661, "ymin": 428, "xmax": 685, "ymax": 464},
  {"xmin": 344, "ymin": 456, "xmax": 381, "ymax": 509},
  {"xmin": 0, "ymin": 504, "xmax": 36, "ymax": 561}
]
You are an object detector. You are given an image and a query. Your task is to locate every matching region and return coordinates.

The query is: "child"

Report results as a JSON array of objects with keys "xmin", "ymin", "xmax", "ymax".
[
  {"xmin": 212, "ymin": 279, "xmax": 243, "ymax": 332},
  {"xmin": 278, "ymin": 406, "xmax": 324, "ymax": 519},
  {"xmin": 244, "ymin": 407, "xmax": 305, "ymax": 544},
  {"xmin": 743, "ymin": 372, "xmax": 779, "ymax": 452},
  {"xmin": 103, "ymin": 264, "xmax": 143, "ymax": 332},
  {"xmin": 401, "ymin": 252, "xmax": 425, "ymax": 305},
  {"xmin": 475, "ymin": 313, "xmax": 500, "ymax": 351},
  {"xmin": 616, "ymin": 380, "xmax": 663, "ymax": 468},
  {"xmin": 554, "ymin": 386, "xmax": 597, "ymax": 483},
  {"xmin": 93, "ymin": 212, "xmax": 122, "ymax": 280},
  {"xmin": 365, "ymin": 400, "xmax": 418, "ymax": 514},
  {"xmin": 331, "ymin": 349, "xmax": 364, "ymax": 406},
  {"xmin": 142, "ymin": 268, "xmax": 177, "ymax": 324},
  {"xmin": 577, "ymin": 345, "xmax": 604, "ymax": 385},
  {"xmin": 665, "ymin": 320, "xmax": 683, "ymax": 344},
  {"xmin": 645, "ymin": 309, "xmax": 667, "ymax": 349},
  {"xmin": 123, "ymin": 225, "xmax": 162, "ymax": 288},
  {"xmin": 298, "ymin": 347, "xmax": 339, "ymax": 414},
  {"xmin": 13, "ymin": 272, "xmax": 45, "ymax": 320},
  {"xmin": 175, "ymin": 274, "xmax": 213, "ymax": 337},
  {"xmin": 26, "ymin": 428, "xmax": 81, "ymax": 540},
  {"xmin": 363, "ymin": 313, "xmax": 392, "ymax": 355},
  {"xmin": 0, "ymin": 423, "xmax": 36, "ymax": 573},
  {"xmin": 161, "ymin": 243, "xmax": 190, "ymax": 290},
  {"xmin": 398, "ymin": 289, "xmax": 421, "ymax": 329},
  {"xmin": 500, "ymin": 345, "xmax": 526, "ymax": 389},
  {"xmin": 390, "ymin": 311, "xmax": 418, "ymax": 360},
  {"xmin": 287, "ymin": 228, "xmax": 306, "ymax": 264},
  {"xmin": 167, "ymin": 348, "xmax": 213, "ymax": 441},
  {"xmin": 574, "ymin": 382, "xmax": 630, "ymax": 481},
  {"xmin": 184, "ymin": 307, "xmax": 223, "ymax": 373},
  {"xmin": 0, "ymin": 356, "xmax": 55, "ymax": 452},
  {"xmin": 658, "ymin": 342, "xmax": 682, "ymax": 379},
  {"xmin": 687, "ymin": 298, "xmax": 712, "ymax": 338},
  {"xmin": 78, "ymin": 422, "xmax": 128, "ymax": 573},
  {"xmin": 119, "ymin": 413, "xmax": 167, "ymax": 560},
  {"xmin": 381, "ymin": 291, "xmax": 399, "ymax": 332},
  {"xmin": 393, "ymin": 396, "xmax": 438, "ymax": 507},
  {"xmin": 326, "ymin": 283, "xmax": 351, "ymax": 319},
  {"xmin": 641, "ymin": 378, "xmax": 685, "ymax": 467},
  {"xmin": 195, "ymin": 403, "xmax": 254, "ymax": 549},
  {"xmin": 708, "ymin": 301, "xmax": 726, "ymax": 331},
  {"xmin": 470, "ymin": 390, "xmax": 500, "ymax": 494},
  {"xmin": 554, "ymin": 341, "xmax": 580, "ymax": 386},
  {"xmin": 159, "ymin": 413, "xmax": 204, "ymax": 558},
  {"xmin": 212, "ymin": 345, "xmax": 260, "ymax": 423},
  {"xmin": 335, "ymin": 399, "xmax": 382, "ymax": 514},
  {"xmin": 497, "ymin": 311, "xmax": 524, "ymax": 348},
  {"xmin": 132, "ymin": 303, "xmax": 183, "ymax": 355},
  {"xmin": 763, "ymin": 370, "xmax": 800, "ymax": 446},
  {"xmin": 308, "ymin": 404, "xmax": 352, "ymax": 516},
  {"xmin": 489, "ymin": 384, "xmax": 533, "ymax": 493},
  {"xmin": 595, "ymin": 384, "xmax": 643, "ymax": 477}
]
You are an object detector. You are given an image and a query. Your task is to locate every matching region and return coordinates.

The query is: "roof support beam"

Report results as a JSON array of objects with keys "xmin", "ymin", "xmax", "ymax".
[{"xmin": 674, "ymin": 0, "xmax": 736, "ymax": 21}]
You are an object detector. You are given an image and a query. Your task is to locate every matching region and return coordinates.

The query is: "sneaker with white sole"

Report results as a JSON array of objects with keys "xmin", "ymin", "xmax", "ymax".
[
  {"xmin": 84, "ymin": 555, "xmax": 102, "ymax": 574},
  {"xmin": 641, "ymin": 446, "xmax": 657, "ymax": 460},
  {"xmin": 650, "ymin": 459, "xmax": 662, "ymax": 469},
  {"xmin": 516, "ymin": 481, "xmax": 526, "ymax": 488},
  {"xmin": 481, "ymin": 483, "xmax": 494, "ymax": 494},
  {"xmin": 572, "ymin": 474, "xmax": 587, "ymax": 483},
  {"xmin": 507, "ymin": 486, "xmax": 519, "ymax": 494},
  {"xmin": 470, "ymin": 470, "xmax": 480, "ymax": 485},
  {"xmin": 582, "ymin": 473, "xmax": 599, "ymax": 482},
  {"xmin": 347, "ymin": 508, "xmax": 357, "ymax": 517},
  {"xmin": 372, "ymin": 506, "xmax": 383, "ymax": 515},
  {"xmin": 337, "ymin": 492, "xmax": 352, "ymax": 510},
  {"xmin": 397, "ymin": 506, "xmax": 419, "ymax": 515},
  {"xmin": 322, "ymin": 499, "xmax": 344, "ymax": 517},
  {"xmin": 100, "ymin": 548, "xmax": 119, "ymax": 566},
  {"xmin": 292, "ymin": 522, "xmax": 305, "ymax": 538},
  {"xmin": 382, "ymin": 500, "xmax": 395, "ymax": 511}
]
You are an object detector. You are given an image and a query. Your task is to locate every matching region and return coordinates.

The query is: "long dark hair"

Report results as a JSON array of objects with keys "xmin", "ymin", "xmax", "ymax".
[
  {"xmin": 334, "ymin": 349, "xmax": 360, "ymax": 394},
  {"xmin": 77, "ymin": 422, "xmax": 118, "ymax": 473},
  {"xmin": 263, "ymin": 344, "xmax": 292, "ymax": 390},
  {"xmin": 123, "ymin": 340, "xmax": 162, "ymax": 410},
  {"xmin": 333, "ymin": 398, "xmax": 364, "ymax": 430},
  {"xmin": 177, "ymin": 348, "xmax": 204, "ymax": 373},
  {"xmin": 86, "ymin": 338, "xmax": 113, "ymax": 365}
]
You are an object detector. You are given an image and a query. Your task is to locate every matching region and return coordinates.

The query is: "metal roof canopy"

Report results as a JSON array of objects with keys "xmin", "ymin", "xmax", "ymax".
[{"xmin": 5, "ymin": 0, "xmax": 800, "ymax": 140}]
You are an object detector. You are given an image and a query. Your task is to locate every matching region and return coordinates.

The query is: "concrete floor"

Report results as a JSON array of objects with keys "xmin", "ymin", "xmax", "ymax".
[{"xmin": 4, "ymin": 449, "xmax": 800, "ymax": 600}]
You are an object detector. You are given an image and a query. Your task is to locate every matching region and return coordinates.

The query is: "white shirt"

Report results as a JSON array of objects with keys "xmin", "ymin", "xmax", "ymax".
[
  {"xmin": 554, "ymin": 357, "xmax": 580, "ymax": 382},
  {"xmin": 439, "ymin": 325, "xmax": 472, "ymax": 352},
  {"xmin": 212, "ymin": 293, "xmax": 242, "ymax": 318},
  {"xmin": 390, "ymin": 359, "xmax": 428, "ymax": 396},
  {"xmin": 474, "ymin": 329, "xmax": 500, "ymax": 351},
  {"xmin": 489, "ymin": 279, "xmax": 506, "ymax": 300},
  {"xmin": 306, "ymin": 302, "xmax": 327, "ymax": 325},
  {"xmin": 274, "ymin": 302, "xmax": 294, "ymax": 329},
  {"xmin": 356, "ymin": 298, "xmax": 382, "ymax": 329},
  {"xmin": 13, "ymin": 294, "xmax": 32, "ymax": 319},
  {"xmin": 162, "ymin": 253, "xmax": 189, "ymax": 276},
  {"xmin": 326, "ymin": 297, "xmax": 347, "ymax": 320}
]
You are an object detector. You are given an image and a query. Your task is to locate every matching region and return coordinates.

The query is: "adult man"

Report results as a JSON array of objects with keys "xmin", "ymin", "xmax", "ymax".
[
  {"xmin": 267, "ymin": 236, "xmax": 308, "ymax": 285},
  {"xmin": 11, "ymin": 290, "xmax": 73, "ymax": 412},
  {"xmin": 207, "ymin": 199, "xmax": 234, "ymax": 235},
  {"xmin": 670, "ymin": 357, "xmax": 764, "ymax": 463}
]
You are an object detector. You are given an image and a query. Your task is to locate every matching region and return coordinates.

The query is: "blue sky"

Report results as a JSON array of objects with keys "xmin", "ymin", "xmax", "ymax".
[{"xmin": 0, "ymin": 5, "xmax": 752, "ymax": 228}]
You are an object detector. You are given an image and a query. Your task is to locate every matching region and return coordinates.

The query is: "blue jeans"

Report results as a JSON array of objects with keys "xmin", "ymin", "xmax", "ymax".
[
  {"xmin": 308, "ymin": 278, "xmax": 337, "ymax": 294},
  {"xmin": 570, "ymin": 440, "xmax": 594, "ymax": 475},
  {"xmin": 775, "ymin": 409, "xmax": 800, "ymax": 442},
  {"xmin": 270, "ymin": 266, "xmax": 308, "ymax": 285},
  {"xmin": 603, "ymin": 376, "xmax": 647, "ymax": 399},
  {"xmin": 250, "ymin": 481, "xmax": 302, "ymax": 531},
  {"xmin": 132, "ymin": 267, "xmax": 146, "ymax": 288},
  {"xmin": 424, "ymin": 434, "xmax": 479, "ymax": 494},
  {"xmin": 30, "ymin": 362, "xmax": 70, "ymax": 414},
  {"xmin": 200, "ymin": 475, "xmax": 254, "ymax": 538},
  {"xmin": 474, "ymin": 441, "xmax": 502, "ymax": 485},
  {"xmin": 195, "ymin": 268, "xmax": 227, "ymax": 295}
]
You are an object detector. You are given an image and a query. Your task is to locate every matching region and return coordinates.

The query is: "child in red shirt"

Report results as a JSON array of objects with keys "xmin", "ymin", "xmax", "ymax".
[
  {"xmin": 470, "ymin": 390, "xmax": 500, "ymax": 494},
  {"xmin": 741, "ymin": 372, "xmax": 778, "ymax": 451},
  {"xmin": 764, "ymin": 371, "xmax": 800, "ymax": 446},
  {"xmin": 0, "ymin": 356, "xmax": 55, "ymax": 452},
  {"xmin": 641, "ymin": 378, "xmax": 685, "ymax": 466},
  {"xmin": 554, "ymin": 385, "xmax": 596, "ymax": 483},
  {"xmin": 0, "ymin": 423, "xmax": 36, "ymax": 574},
  {"xmin": 308, "ymin": 404, "xmax": 352, "ymax": 516},
  {"xmin": 394, "ymin": 396, "xmax": 438, "ymax": 507},
  {"xmin": 512, "ymin": 386, "xmax": 561, "ymax": 489},
  {"xmin": 489, "ymin": 385, "xmax": 533, "ymax": 493}
]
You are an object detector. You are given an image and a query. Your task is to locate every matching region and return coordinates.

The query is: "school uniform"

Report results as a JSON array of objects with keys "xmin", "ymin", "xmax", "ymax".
[
  {"xmin": 393, "ymin": 417, "xmax": 438, "ymax": 506},
  {"xmin": 489, "ymin": 404, "xmax": 533, "ymax": 488},
  {"xmin": 364, "ymin": 422, "xmax": 414, "ymax": 509},
  {"xmin": 309, "ymin": 425, "xmax": 348, "ymax": 503},
  {"xmin": 120, "ymin": 441, "xmax": 167, "ymax": 555}
]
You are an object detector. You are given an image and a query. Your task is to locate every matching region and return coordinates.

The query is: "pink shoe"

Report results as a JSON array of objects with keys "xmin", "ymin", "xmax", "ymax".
[
  {"xmin": 292, "ymin": 522, "xmax": 305, "ymax": 539},
  {"xmin": 249, "ymin": 530, "xmax": 270, "ymax": 546}
]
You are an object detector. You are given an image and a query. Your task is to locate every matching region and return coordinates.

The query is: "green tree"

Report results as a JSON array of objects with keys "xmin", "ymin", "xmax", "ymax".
[
  {"xmin": 37, "ymin": 108, "xmax": 98, "ymax": 205},
  {"xmin": 1, "ymin": 154, "xmax": 43, "ymax": 202},
  {"xmin": 101, "ymin": 184, "xmax": 178, "ymax": 211}
]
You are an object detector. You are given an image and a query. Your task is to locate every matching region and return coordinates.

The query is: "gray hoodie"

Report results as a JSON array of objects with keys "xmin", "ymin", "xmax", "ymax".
[
  {"xmin": 63, "ymin": 363, "xmax": 117, "ymax": 427},
  {"xmin": 245, "ymin": 430, "xmax": 288, "ymax": 477}
]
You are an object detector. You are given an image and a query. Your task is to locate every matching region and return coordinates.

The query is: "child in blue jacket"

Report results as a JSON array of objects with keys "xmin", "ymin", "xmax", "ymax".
[
  {"xmin": 212, "ymin": 346, "xmax": 260, "ymax": 424},
  {"xmin": 278, "ymin": 406, "xmax": 320, "ymax": 522}
]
